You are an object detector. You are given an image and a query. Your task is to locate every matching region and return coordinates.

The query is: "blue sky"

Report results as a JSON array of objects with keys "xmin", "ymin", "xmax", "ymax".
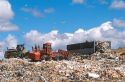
[
  {"xmin": 10, "ymin": 0, "xmax": 124, "ymax": 32},
  {"xmin": 0, "ymin": 0, "xmax": 125, "ymax": 51},
  {"xmin": 9, "ymin": 0, "xmax": 125, "ymax": 33}
]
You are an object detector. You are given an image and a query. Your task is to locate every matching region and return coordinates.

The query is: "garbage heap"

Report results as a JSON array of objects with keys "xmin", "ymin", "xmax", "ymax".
[
  {"xmin": 0, "ymin": 54, "xmax": 125, "ymax": 82},
  {"xmin": 95, "ymin": 41, "xmax": 111, "ymax": 53}
]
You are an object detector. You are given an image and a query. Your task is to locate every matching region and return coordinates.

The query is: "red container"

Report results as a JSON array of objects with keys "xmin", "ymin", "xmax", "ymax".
[
  {"xmin": 29, "ymin": 52, "xmax": 34, "ymax": 59},
  {"xmin": 34, "ymin": 51, "xmax": 41, "ymax": 61},
  {"xmin": 29, "ymin": 51, "xmax": 41, "ymax": 61}
]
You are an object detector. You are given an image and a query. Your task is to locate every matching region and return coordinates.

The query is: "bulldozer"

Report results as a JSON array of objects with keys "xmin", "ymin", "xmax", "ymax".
[
  {"xmin": 29, "ymin": 45, "xmax": 41, "ymax": 61},
  {"xmin": 29, "ymin": 42, "xmax": 71, "ymax": 61},
  {"xmin": 29, "ymin": 42, "xmax": 53, "ymax": 61},
  {"xmin": 4, "ymin": 44, "xmax": 27, "ymax": 58},
  {"xmin": 4, "ymin": 49, "xmax": 18, "ymax": 58}
]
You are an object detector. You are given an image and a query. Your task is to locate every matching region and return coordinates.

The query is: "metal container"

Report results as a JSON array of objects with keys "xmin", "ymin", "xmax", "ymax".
[{"xmin": 67, "ymin": 41, "xmax": 111, "ymax": 55}]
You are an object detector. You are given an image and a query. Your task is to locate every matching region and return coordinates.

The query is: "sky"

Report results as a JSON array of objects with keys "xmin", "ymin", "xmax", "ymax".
[{"xmin": 0, "ymin": 0, "xmax": 125, "ymax": 57}]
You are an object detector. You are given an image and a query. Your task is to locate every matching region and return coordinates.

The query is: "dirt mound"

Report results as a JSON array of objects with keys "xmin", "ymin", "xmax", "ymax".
[{"xmin": 113, "ymin": 48, "xmax": 125, "ymax": 53}]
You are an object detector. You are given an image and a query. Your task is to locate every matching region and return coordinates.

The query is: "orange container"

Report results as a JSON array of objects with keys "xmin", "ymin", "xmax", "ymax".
[
  {"xmin": 34, "ymin": 51, "xmax": 41, "ymax": 61},
  {"xmin": 29, "ymin": 51, "xmax": 41, "ymax": 61}
]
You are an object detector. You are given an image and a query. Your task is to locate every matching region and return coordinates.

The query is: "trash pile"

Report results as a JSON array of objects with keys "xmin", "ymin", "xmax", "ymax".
[
  {"xmin": 0, "ymin": 51, "xmax": 125, "ymax": 82},
  {"xmin": 0, "ymin": 41, "xmax": 124, "ymax": 82},
  {"xmin": 95, "ymin": 41, "xmax": 111, "ymax": 53}
]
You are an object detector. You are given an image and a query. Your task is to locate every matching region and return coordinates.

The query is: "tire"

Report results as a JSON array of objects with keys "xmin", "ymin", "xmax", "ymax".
[
  {"xmin": 41, "ymin": 55, "xmax": 50, "ymax": 61},
  {"xmin": 56, "ymin": 55, "xmax": 63, "ymax": 61}
]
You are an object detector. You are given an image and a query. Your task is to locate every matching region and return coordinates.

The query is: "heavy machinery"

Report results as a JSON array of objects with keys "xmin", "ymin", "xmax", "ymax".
[
  {"xmin": 4, "ymin": 49, "xmax": 18, "ymax": 58},
  {"xmin": 4, "ymin": 44, "xmax": 27, "ymax": 58},
  {"xmin": 4, "ymin": 43, "xmax": 71, "ymax": 61},
  {"xmin": 29, "ymin": 42, "xmax": 71, "ymax": 61},
  {"xmin": 29, "ymin": 45, "xmax": 41, "ymax": 61}
]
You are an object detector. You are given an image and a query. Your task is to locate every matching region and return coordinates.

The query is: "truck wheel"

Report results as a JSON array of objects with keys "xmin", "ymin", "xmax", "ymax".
[{"xmin": 41, "ymin": 55, "xmax": 50, "ymax": 61}]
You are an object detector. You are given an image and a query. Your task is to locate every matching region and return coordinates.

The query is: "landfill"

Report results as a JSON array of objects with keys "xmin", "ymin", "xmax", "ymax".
[
  {"xmin": 0, "ymin": 42, "xmax": 125, "ymax": 82},
  {"xmin": 0, "ymin": 51, "xmax": 125, "ymax": 82},
  {"xmin": 95, "ymin": 41, "xmax": 111, "ymax": 53}
]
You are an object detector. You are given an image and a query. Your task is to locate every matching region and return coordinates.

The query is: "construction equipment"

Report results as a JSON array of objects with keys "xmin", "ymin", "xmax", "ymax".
[
  {"xmin": 29, "ymin": 45, "xmax": 41, "ymax": 61},
  {"xmin": 29, "ymin": 43, "xmax": 52, "ymax": 61},
  {"xmin": 5, "ymin": 43, "xmax": 71, "ymax": 61},
  {"xmin": 4, "ymin": 49, "xmax": 18, "ymax": 58},
  {"xmin": 29, "ymin": 42, "xmax": 71, "ymax": 61},
  {"xmin": 41, "ymin": 42, "xmax": 53, "ymax": 60},
  {"xmin": 4, "ymin": 44, "xmax": 27, "ymax": 58},
  {"xmin": 16, "ymin": 44, "xmax": 26, "ymax": 58},
  {"xmin": 57, "ymin": 49, "xmax": 71, "ymax": 60}
]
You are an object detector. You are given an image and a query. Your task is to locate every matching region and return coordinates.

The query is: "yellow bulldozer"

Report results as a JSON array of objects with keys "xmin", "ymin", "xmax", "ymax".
[{"xmin": 4, "ymin": 44, "xmax": 28, "ymax": 58}]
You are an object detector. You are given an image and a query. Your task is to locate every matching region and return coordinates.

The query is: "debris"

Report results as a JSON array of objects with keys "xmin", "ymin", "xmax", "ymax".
[
  {"xmin": 95, "ymin": 41, "xmax": 111, "ymax": 53},
  {"xmin": 87, "ymin": 72, "xmax": 100, "ymax": 78},
  {"xmin": 1, "ymin": 46, "xmax": 125, "ymax": 82}
]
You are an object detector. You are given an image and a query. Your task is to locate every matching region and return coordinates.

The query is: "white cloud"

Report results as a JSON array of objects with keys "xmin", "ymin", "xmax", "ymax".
[
  {"xmin": 110, "ymin": 0, "xmax": 125, "ymax": 9},
  {"xmin": 0, "ymin": 34, "xmax": 17, "ymax": 49},
  {"xmin": 0, "ymin": 0, "xmax": 14, "ymax": 20},
  {"xmin": 113, "ymin": 18, "xmax": 125, "ymax": 28},
  {"xmin": 5, "ymin": 34, "xmax": 17, "ymax": 49},
  {"xmin": 24, "ymin": 21, "xmax": 125, "ymax": 49},
  {"xmin": 0, "ymin": 42, "xmax": 5, "ymax": 49},
  {"xmin": 0, "ymin": 51, "xmax": 4, "ymax": 59},
  {"xmin": 0, "ymin": 34, "xmax": 17, "ymax": 59},
  {"xmin": 72, "ymin": 0, "xmax": 84, "ymax": 4},
  {"xmin": 44, "ymin": 8, "xmax": 55, "ymax": 13},
  {"xmin": 0, "ymin": 41, "xmax": 5, "ymax": 59},
  {"xmin": 0, "ymin": 21, "xmax": 18, "ymax": 32},
  {"xmin": 21, "ymin": 7, "xmax": 44, "ymax": 18},
  {"xmin": 0, "ymin": 0, "xmax": 18, "ymax": 32},
  {"xmin": 99, "ymin": 0, "xmax": 108, "ymax": 4},
  {"xmin": 75, "ymin": 28, "xmax": 85, "ymax": 33},
  {"xmin": 22, "ymin": 7, "xmax": 55, "ymax": 18}
]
